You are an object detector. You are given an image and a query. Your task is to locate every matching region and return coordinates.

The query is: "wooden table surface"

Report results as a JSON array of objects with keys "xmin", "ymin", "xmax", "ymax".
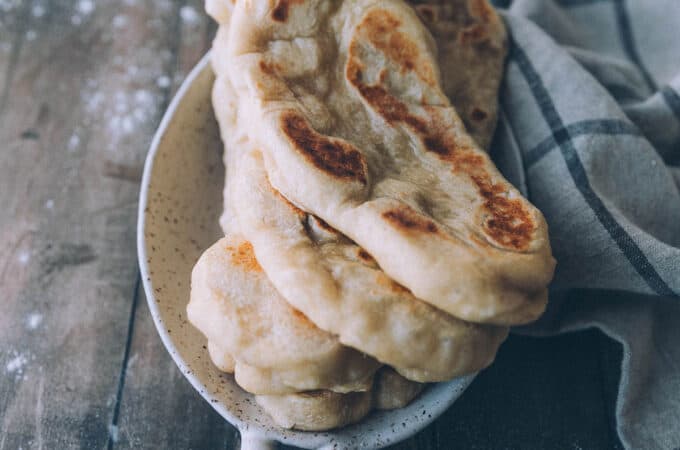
[{"xmin": 0, "ymin": 2, "xmax": 624, "ymax": 449}]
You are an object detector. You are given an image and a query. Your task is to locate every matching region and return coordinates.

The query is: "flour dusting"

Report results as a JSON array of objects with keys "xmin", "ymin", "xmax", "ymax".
[
  {"xmin": 0, "ymin": 0, "xmax": 20, "ymax": 13},
  {"xmin": 26, "ymin": 313, "xmax": 43, "ymax": 330},
  {"xmin": 5, "ymin": 350, "xmax": 33, "ymax": 380},
  {"xmin": 156, "ymin": 75, "xmax": 171, "ymax": 89},
  {"xmin": 108, "ymin": 424, "xmax": 120, "ymax": 443},
  {"xmin": 6, "ymin": 354, "xmax": 27, "ymax": 373},
  {"xmin": 180, "ymin": 5, "xmax": 200, "ymax": 25},
  {"xmin": 31, "ymin": 3, "xmax": 45, "ymax": 18},
  {"xmin": 67, "ymin": 133, "xmax": 80, "ymax": 151},
  {"xmin": 112, "ymin": 15, "xmax": 128, "ymax": 29},
  {"xmin": 77, "ymin": 0, "xmax": 94, "ymax": 15},
  {"xmin": 18, "ymin": 250, "xmax": 30, "ymax": 265}
]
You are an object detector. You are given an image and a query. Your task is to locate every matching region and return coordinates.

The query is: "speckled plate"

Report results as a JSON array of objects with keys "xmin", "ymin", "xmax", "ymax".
[{"xmin": 137, "ymin": 53, "xmax": 476, "ymax": 450}]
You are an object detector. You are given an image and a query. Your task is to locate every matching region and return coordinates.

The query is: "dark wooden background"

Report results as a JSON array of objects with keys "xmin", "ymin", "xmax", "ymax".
[{"xmin": 0, "ymin": 1, "xmax": 623, "ymax": 448}]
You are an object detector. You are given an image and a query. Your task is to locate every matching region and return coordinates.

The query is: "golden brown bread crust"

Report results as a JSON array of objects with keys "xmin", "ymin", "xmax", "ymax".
[
  {"xmin": 412, "ymin": 0, "xmax": 508, "ymax": 149},
  {"xmin": 280, "ymin": 112, "xmax": 368, "ymax": 185},
  {"xmin": 188, "ymin": 237, "xmax": 381, "ymax": 395},
  {"xmin": 346, "ymin": 5, "xmax": 534, "ymax": 252},
  {"xmin": 271, "ymin": 0, "xmax": 305, "ymax": 22},
  {"xmin": 382, "ymin": 205, "xmax": 440, "ymax": 234}
]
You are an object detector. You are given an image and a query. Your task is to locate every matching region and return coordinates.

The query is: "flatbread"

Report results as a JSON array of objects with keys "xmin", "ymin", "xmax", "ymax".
[
  {"xmin": 256, "ymin": 390, "xmax": 373, "ymax": 431},
  {"xmin": 255, "ymin": 368, "xmax": 424, "ymax": 430},
  {"xmin": 208, "ymin": 0, "xmax": 507, "ymax": 151},
  {"xmin": 204, "ymin": 338, "xmax": 374, "ymax": 430},
  {"xmin": 411, "ymin": 0, "xmax": 507, "ymax": 149},
  {"xmin": 373, "ymin": 367, "xmax": 424, "ymax": 410},
  {"xmin": 212, "ymin": 60, "xmax": 508, "ymax": 382},
  {"xmin": 222, "ymin": 0, "xmax": 555, "ymax": 325},
  {"xmin": 256, "ymin": 367, "xmax": 426, "ymax": 430},
  {"xmin": 188, "ymin": 237, "xmax": 380, "ymax": 394}
]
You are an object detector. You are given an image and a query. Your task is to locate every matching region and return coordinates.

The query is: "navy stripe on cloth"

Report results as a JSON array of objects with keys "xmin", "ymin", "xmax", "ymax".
[
  {"xmin": 612, "ymin": 0, "xmax": 657, "ymax": 91},
  {"xmin": 510, "ymin": 39, "xmax": 678, "ymax": 299},
  {"xmin": 525, "ymin": 119, "xmax": 642, "ymax": 167},
  {"xmin": 661, "ymin": 85, "xmax": 680, "ymax": 122}
]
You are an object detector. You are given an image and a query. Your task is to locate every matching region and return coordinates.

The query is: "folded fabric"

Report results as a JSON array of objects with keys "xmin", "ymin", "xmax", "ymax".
[{"xmin": 490, "ymin": 1, "xmax": 680, "ymax": 448}]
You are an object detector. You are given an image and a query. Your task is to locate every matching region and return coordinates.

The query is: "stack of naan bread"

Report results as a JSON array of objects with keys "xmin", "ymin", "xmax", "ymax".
[{"xmin": 188, "ymin": 0, "xmax": 556, "ymax": 430}]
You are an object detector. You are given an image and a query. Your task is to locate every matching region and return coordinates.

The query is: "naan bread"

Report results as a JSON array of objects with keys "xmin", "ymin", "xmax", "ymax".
[
  {"xmin": 188, "ymin": 237, "xmax": 380, "ymax": 394},
  {"xmin": 255, "ymin": 368, "xmax": 424, "ymax": 430},
  {"xmin": 206, "ymin": 344, "xmax": 421, "ymax": 428},
  {"xmin": 373, "ymin": 367, "xmax": 424, "ymax": 410},
  {"xmin": 222, "ymin": 0, "xmax": 555, "ymax": 325},
  {"xmin": 204, "ymin": 338, "xmax": 373, "ymax": 430},
  {"xmin": 412, "ymin": 0, "xmax": 507, "ymax": 149},
  {"xmin": 212, "ymin": 57, "xmax": 508, "ymax": 382},
  {"xmin": 256, "ymin": 390, "xmax": 373, "ymax": 431},
  {"xmin": 207, "ymin": 0, "xmax": 507, "ymax": 150}
]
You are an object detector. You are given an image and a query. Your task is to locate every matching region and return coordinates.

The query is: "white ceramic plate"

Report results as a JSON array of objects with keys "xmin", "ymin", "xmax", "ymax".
[{"xmin": 137, "ymin": 53, "xmax": 476, "ymax": 450}]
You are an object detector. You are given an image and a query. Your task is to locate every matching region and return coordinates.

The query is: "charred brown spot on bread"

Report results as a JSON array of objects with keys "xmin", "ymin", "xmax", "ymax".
[
  {"xmin": 280, "ymin": 111, "xmax": 367, "ymax": 184},
  {"xmin": 376, "ymin": 272, "xmax": 412, "ymax": 294},
  {"xmin": 290, "ymin": 308, "xmax": 315, "ymax": 328},
  {"xmin": 469, "ymin": 0, "xmax": 495, "ymax": 23},
  {"xmin": 459, "ymin": 24, "xmax": 490, "ymax": 45},
  {"xmin": 471, "ymin": 107, "xmax": 488, "ymax": 122},
  {"xmin": 227, "ymin": 242, "xmax": 262, "ymax": 272},
  {"xmin": 271, "ymin": 0, "xmax": 303, "ymax": 22},
  {"xmin": 430, "ymin": 138, "xmax": 535, "ymax": 250},
  {"xmin": 473, "ymin": 175, "xmax": 534, "ymax": 250},
  {"xmin": 419, "ymin": 126, "xmax": 535, "ymax": 250},
  {"xmin": 355, "ymin": 9, "xmax": 436, "ymax": 85},
  {"xmin": 347, "ymin": 63, "xmax": 429, "ymax": 134},
  {"xmin": 312, "ymin": 216, "xmax": 338, "ymax": 233},
  {"xmin": 357, "ymin": 248, "xmax": 375, "ymax": 264},
  {"xmin": 299, "ymin": 390, "xmax": 332, "ymax": 399},
  {"xmin": 382, "ymin": 206, "xmax": 438, "ymax": 234},
  {"xmin": 378, "ymin": 68, "xmax": 389, "ymax": 84},
  {"xmin": 271, "ymin": 185, "xmax": 307, "ymax": 218},
  {"xmin": 259, "ymin": 60, "xmax": 281, "ymax": 75}
]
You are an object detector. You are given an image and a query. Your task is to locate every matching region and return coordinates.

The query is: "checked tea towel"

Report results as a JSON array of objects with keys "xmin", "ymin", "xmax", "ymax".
[{"xmin": 487, "ymin": 0, "xmax": 680, "ymax": 448}]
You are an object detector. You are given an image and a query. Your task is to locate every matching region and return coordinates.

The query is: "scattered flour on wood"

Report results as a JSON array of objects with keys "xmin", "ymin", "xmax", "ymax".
[
  {"xmin": 26, "ymin": 313, "xmax": 44, "ymax": 330},
  {"xmin": 156, "ymin": 75, "xmax": 171, "ymax": 89},
  {"xmin": 5, "ymin": 350, "xmax": 34, "ymax": 380},
  {"xmin": 71, "ymin": 0, "xmax": 95, "ymax": 26},
  {"xmin": 77, "ymin": 0, "xmax": 94, "ymax": 15},
  {"xmin": 17, "ymin": 250, "xmax": 30, "ymax": 265},
  {"xmin": 31, "ymin": 3, "xmax": 45, "ymax": 18},
  {"xmin": 112, "ymin": 15, "xmax": 128, "ymax": 29},
  {"xmin": 0, "ymin": 0, "xmax": 20, "ymax": 13},
  {"xmin": 180, "ymin": 6, "xmax": 200, "ymax": 25},
  {"xmin": 75, "ymin": 2, "xmax": 182, "ymax": 148},
  {"xmin": 6, "ymin": 354, "xmax": 27, "ymax": 373},
  {"xmin": 108, "ymin": 424, "xmax": 120, "ymax": 443},
  {"xmin": 67, "ymin": 133, "xmax": 80, "ymax": 152}
]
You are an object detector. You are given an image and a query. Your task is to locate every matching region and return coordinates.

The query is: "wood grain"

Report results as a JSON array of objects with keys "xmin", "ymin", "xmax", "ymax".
[
  {"xmin": 0, "ymin": 0, "xmax": 232, "ymax": 448},
  {"xmin": 0, "ymin": 1, "xmax": 622, "ymax": 449}
]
